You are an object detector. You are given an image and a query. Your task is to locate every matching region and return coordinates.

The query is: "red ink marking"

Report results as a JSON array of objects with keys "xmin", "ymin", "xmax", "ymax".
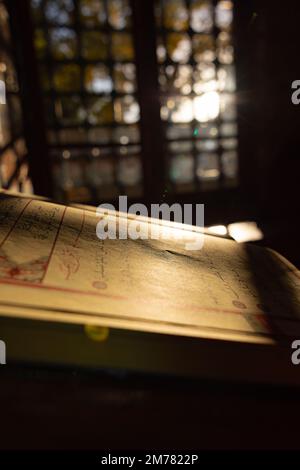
[
  {"xmin": 58, "ymin": 248, "xmax": 80, "ymax": 280},
  {"xmin": 41, "ymin": 207, "xmax": 67, "ymax": 282},
  {"xmin": 0, "ymin": 277, "xmax": 125, "ymax": 300}
]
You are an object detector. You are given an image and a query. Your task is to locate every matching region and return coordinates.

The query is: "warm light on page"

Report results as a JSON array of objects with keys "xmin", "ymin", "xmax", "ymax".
[{"xmin": 228, "ymin": 222, "xmax": 264, "ymax": 243}]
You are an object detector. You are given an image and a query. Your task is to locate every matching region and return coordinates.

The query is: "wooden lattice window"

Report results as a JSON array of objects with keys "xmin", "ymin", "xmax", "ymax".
[
  {"xmin": 31, "ymin": 0, "xmax": 143, "ymax": 203},
  {"xmin": 0, "ymin": 0, "xmax": 33, "ymax": 193},
  {"xmin": 155, "ymin": 0, "xmax": 238, "ymax": 193}
]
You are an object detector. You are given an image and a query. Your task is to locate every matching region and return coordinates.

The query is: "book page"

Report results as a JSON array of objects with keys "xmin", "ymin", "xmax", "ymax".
[{"xmin": 0, "ymin": 192, "xmax": 300, "ymax": 344}]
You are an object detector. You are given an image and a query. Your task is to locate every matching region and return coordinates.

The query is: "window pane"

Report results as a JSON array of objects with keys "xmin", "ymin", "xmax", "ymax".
[
  {"xmin": 114, "ymin": 96, "xmax": 140, "ymax": 124},
  {"xmin": 111, "ymin": 33, "xmax": 134, "ymax": 61},
  {"xmin": 84, "ymin": 64, "xmax": 113, "ymax": 93},
  {"xmin": 53, "ymin": 64, "xmax": 81, "ymax": 91},
  {"xmin": 156, "ymin": 0, "xmax": 238, "ymax": 191},
  {"xmin": 108, "ymin": 0, "xmax": 132, "ymax": 30},
  {"xmin": 79, "ymin": 0, "xmax": 106, "ymax": 27},
  {"xmin": 81, "ymin": 31, "xmax": 109, "ymax": 60},
  {"xmin": 45, "ymin": 0, "xmax": 75, "ymax": 25},
  {"xmin": 86, "ymin": 97, "xmax": 114, "ymax": 125},
  {"xmin": 50, "ymin": 27, "xmax": 77, "ymax": 60}
]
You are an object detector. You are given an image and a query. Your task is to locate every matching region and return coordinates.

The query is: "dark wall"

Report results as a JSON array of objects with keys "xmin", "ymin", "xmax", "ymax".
[{"xmin": 234, "ymin": 1, "xmax": 300, "ymax": 265}]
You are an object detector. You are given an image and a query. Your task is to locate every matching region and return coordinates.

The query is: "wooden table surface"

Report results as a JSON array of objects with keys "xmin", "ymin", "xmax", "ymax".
[{"xmin": 1, "ymin": 364, "xmax": 300, "ymax": 450}]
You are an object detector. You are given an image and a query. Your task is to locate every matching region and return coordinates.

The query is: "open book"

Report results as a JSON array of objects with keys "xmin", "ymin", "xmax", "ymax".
[{"xmin": 0, "ymin": 191, "xmax": 300, "ymax": 385}]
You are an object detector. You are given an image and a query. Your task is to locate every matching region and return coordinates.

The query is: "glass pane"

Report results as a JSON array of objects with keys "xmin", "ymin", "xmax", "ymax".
[
  {"xmin": 117, "ymin": 144, "xmax": 141, "ymax": 156},
  {"xmin": 220, "ymin": 93, "xmax": 237, "ymax": 120},
  {"xmin": 168, "ymin": 141, "xmax": 193, "ymax": 153},
  {"xmin": 111, "ymin": 33, "xmax": 134, "ymax": 61},
  {"xmin": 163, "ymin": 0, "xmax": 188, "ymax": 31},
  {"xmin": 108, "ymin": 0, "xmax": 131, "ymax": 30},
  {"xmin": 194, "ymin": 123, "xmax": 218, "ymax": 137},
  {"xmin": 58, "ymin": 128, "xmax": 87, "ymax": 144},
  {"xmin": 218, "ymin": 65, "xmax": 236, "ymax": 92},
  {"xmin": 86, "ymin": 97, "xmax": 114, "ymax": 125},
  {"xmin": 53, "ymin": 64, "xmax": 81, "ymax": 91},
  {"xmin": 50, "ymin": 27, "xmax": 77, "ymax": 60},
  {"xmin": 190, "ymin": 0, "xmax": 213, "ymax": 33},
  {"xmin": 45, "ymin": 0, "xmax": 75, "ymax": 25},
  {"xmin": 88, "ymin": 127, "xmax": 112, "ymax": 143},
  {"xmin": 79, "ymin": 0, "xmax": 106, "ymax": 27},
  {"xmin": 215, "ymin": 0, "xmax": 233, "ymax": 30},
  {"xmin": 55, "ymin": 96, "xmax": 86, "ymax": 125},
  {"xmin": 220, "ymin": 122, "xmax": 237, "ymax": 136},
  {"xmin": 81, "ymin": 31, "xmax": 109, "ymax": 60},
  {"xmin": 114, "ymin": 96, "xmax": 140, "ymax": 124},
  {"xmin": 166, "ymin": 124, "xmax": 192, "ymax": 140},
  {"xmin": 194, "ymin": 92, "xmax": 220, "ymax": 122},
  {"xmin": 217, "ymin": 31, "xmax": 234, "ymax": 64},
  {"xmin": 113, "ymin": 125, "xmax": 140, "ymax": 144},
  {"xmin": 221, "ymin": 137, "xmax": 237, "ymax": 150},
  {"xmin": 193, "ymin": 62, "xmax": 216, "ymax": 94},
  {"xmin": 114, "ymin": 63, "xmax": 136, "ymax": 93},
  {"xmin": 196, "ymin": 153, "xmax": 220, "ymax": 181},
  {"xmin": 161, "ymin": 96, "xmax": 193, "ymax": 123},
  {"xmin": 160, "ymin": 65, "xmax": 192, "ymax": 95},
  {"xmin": 193, "ymin": 34, "xmax": 215, "ymax": 62},
  {"xmin": 196, "ymin": 139, "xmax": 218, "ymax": 151},
  {"xmin": 167, "ymin": 33, "xmax": 191, "ymax": 63},
  {"xmin": 84, "ymin": 64, "xmax": 113, "ymax": 93},
  {"xmin": 157, "ymin": 36, "xmax": 167, "ymax": 63},
  {"xmin": 86, "ymin": 159, "xmax": 114, "ymax": 186},
  {"xmin": 222, "ymin": 150, "xmax": 238, "ymax": 178},
  {"xmin": 117, "ymin": 156, "xmax": 142, "ymax": 186},
  {"xmin": 170, "ymin": 154, "xmax": 194, "ymax": 184}
]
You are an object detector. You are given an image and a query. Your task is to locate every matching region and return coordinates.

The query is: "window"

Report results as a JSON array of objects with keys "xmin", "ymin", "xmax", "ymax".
[
  {"xmin": 0, "ymin": 0, "xmax": 33, "ymax": 193},
  {"xmin": 31, "ymin": 0, "xmax": 143, "ymax": 203},
  {"xmin": 30, "ymin": 0, "xmax": 238, "ymax": 204},
  {"xmin": 155, "ymin": 0, "xmax": 238, "ymax": 193}
]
